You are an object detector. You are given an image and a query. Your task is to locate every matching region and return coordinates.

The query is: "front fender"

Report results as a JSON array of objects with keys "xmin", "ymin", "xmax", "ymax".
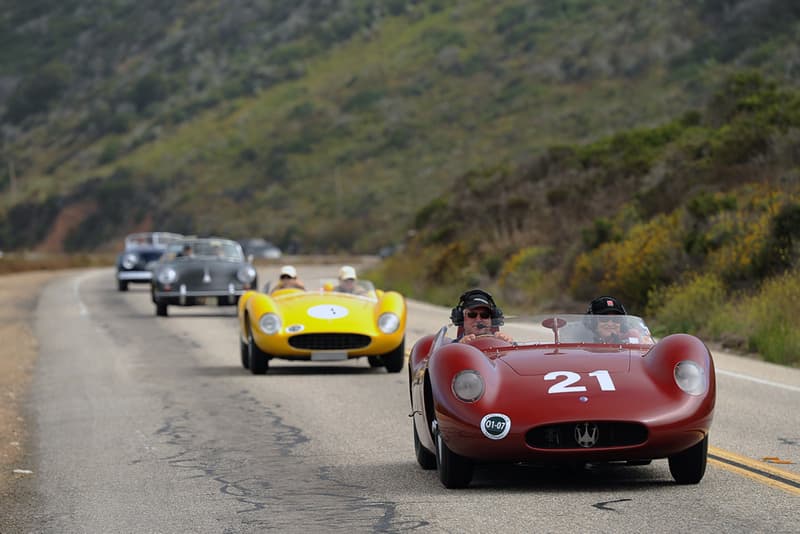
[
  {"xmin": 429, "ymin": 342, "xmax": 502, "ymax": 432},
  {"xmin": 375, "ymin": 290, "xmax": 407, "ymax": 327},
  {"xmin": 644, "ymin": 334, "xmax": 715, "ymax": 394},
  {"xmin": 642, "ymin": 334, "xmax": 716, "ymax": 425},
  {"xmin": 238, "ymin": 291, "xmax": 278, "ymax": 339},
  {"xmin": 409, "ymin": 334, "xmax": 436, "ymax": 374},
  {"xmin": 237, "ymin": 290, "xmax": 258, "ymax": 338}
]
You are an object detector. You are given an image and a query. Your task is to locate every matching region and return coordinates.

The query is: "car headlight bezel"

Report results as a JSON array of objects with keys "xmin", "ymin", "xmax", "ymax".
[
  {"xmin": 157, "ymin": 268, "xmax": 177, "ymax": 285},
  {"xmin": 122, "ymin": 253, "xmax": 138, "ymax": 269},
  {"xmin": 237, "ymin": 265, "xmax": 257, "ymax": 283},
  {"xmin": 377, "ymin": 312, "xmax": 400, "ymax": 334},
  {"xmin": 674, "ymin": 360, "xmax": 707, "ymax": 395},
  {"xmin": 452, "ymin": 370, "xmax": 485, "ymax": 403},
  {"xmin": 258, "ymin": 313, "xmax": 281, "ymax": 335}
]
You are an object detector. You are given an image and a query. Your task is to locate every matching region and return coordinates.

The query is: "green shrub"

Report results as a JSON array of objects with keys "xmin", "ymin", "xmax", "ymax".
[
  {"xmin": 498, "ymin": 246, "xmax": 552, "ymax": 306},
  {"xmin": 743, "ymin": 270, "xmax": 800, "ymax": 365},
  {"xmin": 646, "ymin": 273, "xmax": 726, "ymax": 337},
  {"xmin": 570, "ymin": 213, "xmax": 685, "ymax": 309},
  {"xmin": 98, "ymin": 139, "xmax": 123, "ymax": 165},
  {"xmin": 3, "ymin": 61, "xmax": 72, "ymax": 123}
]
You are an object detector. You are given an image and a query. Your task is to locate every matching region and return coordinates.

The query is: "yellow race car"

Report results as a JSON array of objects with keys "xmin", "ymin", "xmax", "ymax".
[{"xmin": 238, "ymin": 278, "xmax": 406, "ymax": 374}]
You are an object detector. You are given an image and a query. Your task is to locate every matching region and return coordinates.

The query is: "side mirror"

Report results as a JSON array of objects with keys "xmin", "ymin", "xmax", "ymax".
[{"xmin": 541, "ymin": 317, "xmax": 567, "ymax": 330}]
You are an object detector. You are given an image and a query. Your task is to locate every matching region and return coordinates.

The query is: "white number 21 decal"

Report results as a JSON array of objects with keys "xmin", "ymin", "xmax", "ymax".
[{"xmin": 544, "ymin": 370, "xmax": 616, "ymax": 393}]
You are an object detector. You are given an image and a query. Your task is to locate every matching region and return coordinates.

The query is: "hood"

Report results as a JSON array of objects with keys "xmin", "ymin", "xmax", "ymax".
[
  {"xmin": 277, "ymin": 293, "xmax": 380, "ymax": 334},
  {"xmin": 499, "ymin": 346, "xmax": 632, "ymax": 376}
]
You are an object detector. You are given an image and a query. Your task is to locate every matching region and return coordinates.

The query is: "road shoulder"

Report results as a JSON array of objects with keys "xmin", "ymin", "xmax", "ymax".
[{"xmin": 0, "ymin": 271, "xmax": 61, "ymax": 528}]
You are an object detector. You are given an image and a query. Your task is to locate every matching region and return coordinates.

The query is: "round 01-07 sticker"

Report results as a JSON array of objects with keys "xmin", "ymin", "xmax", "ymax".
[{"xmin": 480, "ymin": 413, "xmax": 511, "ymax": 440}]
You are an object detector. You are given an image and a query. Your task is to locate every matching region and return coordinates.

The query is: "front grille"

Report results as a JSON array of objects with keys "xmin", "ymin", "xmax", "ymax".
[
  {"xmin": 525, "ymin": 422, "xmax": 647, "ymax": 449},
  {"xmin": 140, "ymin": 251, "xmax": 164, "ymax": 262},
  {"xmin": 289, "ymin": 333, "xmax": 371, "ymax": 350},
  {"xmin": 176, "ymin": 265, "xmax": 238, "ymax": 290}
]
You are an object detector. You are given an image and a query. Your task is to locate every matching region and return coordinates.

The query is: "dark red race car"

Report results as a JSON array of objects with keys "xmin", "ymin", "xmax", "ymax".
[{"xmin": 408, "ymin": 314, "xmax": 715, "ymax": 488}]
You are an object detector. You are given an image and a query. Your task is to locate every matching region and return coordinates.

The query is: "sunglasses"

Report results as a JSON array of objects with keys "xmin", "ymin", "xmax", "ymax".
[
  {"xmin": 598, "ymin": 317, "xmax": 621, "ymax": 325},
  {"xmin": 466, "ymin": 310, "xmax": 491, "ymax": 319},
  {"xmin": 280, "ymin": 274, "xmax": 294, "ymax": 279}
]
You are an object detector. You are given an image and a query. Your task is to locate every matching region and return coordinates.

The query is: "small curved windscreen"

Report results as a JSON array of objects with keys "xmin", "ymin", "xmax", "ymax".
[{"xmin": 443, "ymin": 314, "xmax": 655, "ymax": 347}]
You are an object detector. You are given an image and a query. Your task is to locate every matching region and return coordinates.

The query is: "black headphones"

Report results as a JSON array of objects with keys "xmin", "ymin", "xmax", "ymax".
[{"xmin": 450, "ymin": 289, "xmax": 504, "ymax": 326}]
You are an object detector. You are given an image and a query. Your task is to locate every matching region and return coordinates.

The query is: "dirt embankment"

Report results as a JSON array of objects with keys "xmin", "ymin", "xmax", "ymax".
[{"xmin": 0, "ymin": 271, "xmax": 61, "ymax": 504}]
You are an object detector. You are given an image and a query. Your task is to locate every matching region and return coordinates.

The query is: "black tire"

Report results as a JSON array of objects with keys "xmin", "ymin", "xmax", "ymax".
[
  {"xmin": 248, "ymin": 332, "xmax": 270, "ymax": 375},
  {"xmin": 367, "ymin": 356, "xmax": 384, "ymax": 368},
  {"xmin": 382, "ymin": 338, "xmax": 405, "ymax": 373},
  {"xmin": 156, "ymin": 300, "xmax": 168, "ymax": 317},
  {"xmin": 414, "ymin": 422, "xmax": 436, "ymax": 470},
  {"xmin": 668, "ymin": 435, "xmax": 708, "ymax": 484},
  {"xmin": 435, "ymin": 423, "xmax": 473, "ymax": 488},
  {"xmin": 240, "ymin": 337, "xmax": 250, "ymax": 370},
  {"xmin": 118, "ymin": 280, "xmax": 129, "ymax": 291}
]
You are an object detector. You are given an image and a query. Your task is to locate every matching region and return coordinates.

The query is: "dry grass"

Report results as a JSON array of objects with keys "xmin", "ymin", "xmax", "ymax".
[{"xmin": 0, "ymin": 253, "xmax": 117, "ymax": 275}]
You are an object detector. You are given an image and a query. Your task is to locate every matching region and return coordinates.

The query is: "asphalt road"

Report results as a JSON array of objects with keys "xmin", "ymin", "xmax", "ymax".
[{"xmin": 5, "ymin": 264, "xmax": 800, "ymax": 533}]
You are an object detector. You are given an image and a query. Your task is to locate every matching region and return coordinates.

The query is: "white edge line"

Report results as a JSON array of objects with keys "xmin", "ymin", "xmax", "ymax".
[
  {"xmin": 716, "ymin": 369, "xmax": 800, "ymax": 393},
  {"xmin": 73, "ymin": 273, "xmax": 91, "ymax": 317}
]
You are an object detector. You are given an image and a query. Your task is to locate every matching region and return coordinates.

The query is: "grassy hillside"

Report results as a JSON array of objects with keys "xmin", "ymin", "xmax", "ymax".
[
  {"xmin": 371, "ymin": 71, "xmax": 800, "ymax": 365},
  {"xmin": 2, "ymin": 0, "xmax": 799, "ymax": 253}
]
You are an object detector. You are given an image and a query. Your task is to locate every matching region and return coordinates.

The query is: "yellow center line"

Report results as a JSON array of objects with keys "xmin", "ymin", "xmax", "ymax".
[{"xmin": 709, "ymin": 446, "xmax": 800, "ymax": 496}]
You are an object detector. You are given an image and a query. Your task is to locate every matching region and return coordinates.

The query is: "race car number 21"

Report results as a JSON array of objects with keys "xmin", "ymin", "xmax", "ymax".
[{"xmin": 544, "ymin": 370, "xmax": 616, "ymax": 393}]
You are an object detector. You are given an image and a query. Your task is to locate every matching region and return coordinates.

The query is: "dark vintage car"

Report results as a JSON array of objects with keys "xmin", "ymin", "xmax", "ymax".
[
  {"xmin": 239, "ymin": 237, "xmax": 282, "ymax": 259},
  {"xmin": 409, "ymin": 314, "xmax": 715, "ymax": 488},
  {"xmin": 150, "ymin": 237, "xmax": 258, "ymax": 317},
  {"xmin": 115, "ymin": 232, "xmax": 183, "ymax": 291}
]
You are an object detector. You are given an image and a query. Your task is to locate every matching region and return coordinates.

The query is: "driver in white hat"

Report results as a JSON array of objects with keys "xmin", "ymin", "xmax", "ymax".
[{"xmin": 271, "ymin": 265, "xmax": 305, "ymax": 292}]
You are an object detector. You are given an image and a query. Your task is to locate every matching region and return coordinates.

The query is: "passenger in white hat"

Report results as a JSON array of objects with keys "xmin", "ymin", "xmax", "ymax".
[
  {"xmin": 334, "ymin": 265, "xmax": 365, "ymax": 294},
  {"xmin": 271, "ymin": 265, "xmax": 305, "ymax": 293}
]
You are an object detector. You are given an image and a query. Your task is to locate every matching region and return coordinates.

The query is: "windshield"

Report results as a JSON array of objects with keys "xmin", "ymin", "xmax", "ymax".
[
  {"xmin": 317, "ymin": 278, "xmax": 377, "ymax": 298},
  {"xmin": 176, "ymin": 239, "xmax": 245, "ymax": 261},
  {"xmin": 443, "ymin": 314, "xmax": 655, "ymax": 347},
  {"xmin": 125, "ymin": 232, "xmax": 183, "ymax": 248}
]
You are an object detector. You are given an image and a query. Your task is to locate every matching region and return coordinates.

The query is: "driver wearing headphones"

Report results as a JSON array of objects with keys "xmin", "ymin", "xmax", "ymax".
[{"xmin": 451, "ymin": 289, "xmax": 514, "ymax": 344}]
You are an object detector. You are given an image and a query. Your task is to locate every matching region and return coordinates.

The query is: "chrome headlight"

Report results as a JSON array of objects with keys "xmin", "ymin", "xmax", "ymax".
[
  {"xmin": 674, "ymin": 361, "xmax": 706, "ymax": 395},
  {"xmin": 452, "ymin": 370, "xmax": 484, "ymax": 402},
  {"xmin": 157, "ymin": 268, "xmax": 177, "ymax": 285},
  {"xmin": 122, "ymin": 253, "xmax": 138, "ymax": 269},
  {"xmin": 237, "ymin": 265, "xmax": 257, "ymax": 283},
  {"xmin": 377, "ymin": 312, "xmax": 400, "ymax": 334},
  {"xmin": 258, "ymin": 313, "xmax": 281, "ymax": 335}
]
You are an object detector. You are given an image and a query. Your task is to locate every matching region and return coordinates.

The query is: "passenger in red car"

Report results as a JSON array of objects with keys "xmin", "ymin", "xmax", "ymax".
[
  {"xmin": 450, "ymin": 289, "xmax": 514, "ymax": 344},
  {"xmin": 585, "ymin": 295, "xmax": 627, "ymax": 343},
  {"xmin": 585, "ymin": 295, "xmax": 652, "ymax": 344}
]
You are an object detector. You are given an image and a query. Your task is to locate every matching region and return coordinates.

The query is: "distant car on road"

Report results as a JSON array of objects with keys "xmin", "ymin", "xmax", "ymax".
[
  {"xmin": 150, "ymin": 237, "xmax": 258, "ymax": 317},
  {"xmin": 237, "ymin": 277, "xmax": 406, "ymax": 375},
  {"xmin": 115, "ymin": 232, "xmax": 183, "ymax": 291},
  {"xmin": 240, "ymin": 238, "xmax": 282, "ymax": 259}
]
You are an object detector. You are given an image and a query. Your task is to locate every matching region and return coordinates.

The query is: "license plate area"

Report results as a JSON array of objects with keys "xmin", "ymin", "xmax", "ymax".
[{"xmin": 311, "ymin": 352, "xmax": 348, "ymax": 361}]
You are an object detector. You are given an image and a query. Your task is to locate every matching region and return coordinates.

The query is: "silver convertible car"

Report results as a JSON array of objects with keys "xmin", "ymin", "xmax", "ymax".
[{"xmin": 150, "ymin": 237, "xmax": 258, "ymax": 317}]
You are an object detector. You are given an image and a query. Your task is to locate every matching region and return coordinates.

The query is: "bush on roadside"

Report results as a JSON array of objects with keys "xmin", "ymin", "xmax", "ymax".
[
  {"xmin": 740, "ymin": 270, "xmax": 800, "ymax": 366},
  {"xmin": 646, "ymin": 273, "xmax": 727, "ymax": 338}
]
